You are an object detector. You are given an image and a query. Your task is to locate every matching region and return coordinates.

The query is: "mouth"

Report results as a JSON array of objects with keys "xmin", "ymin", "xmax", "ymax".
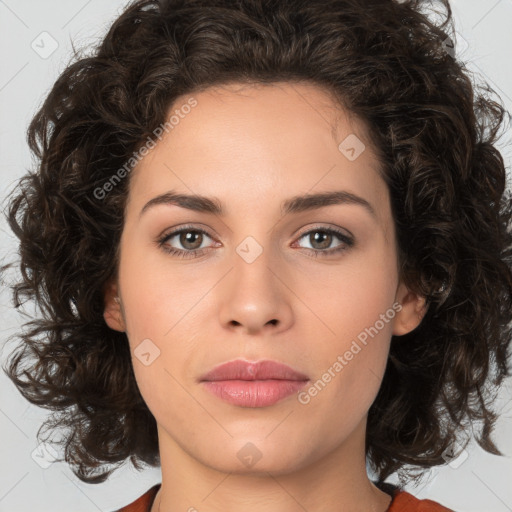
[{"xmin": 199, "ymin": 359, "xmax": 309, "ymax": 408}]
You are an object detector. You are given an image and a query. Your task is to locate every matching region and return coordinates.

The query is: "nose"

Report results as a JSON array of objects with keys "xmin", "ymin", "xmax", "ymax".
[{"xmin": 218, "ymin": 241, "xmax": 294, "ymax": 336}]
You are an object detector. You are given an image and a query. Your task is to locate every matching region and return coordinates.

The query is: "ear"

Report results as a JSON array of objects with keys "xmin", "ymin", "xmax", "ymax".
[
  {"xmin": 103, "ymin": 279, "xmax": 126, "ymax": 332},
  {"xmin": 392, "ymin": 281, "xmax": 428, "ymax": 336}
]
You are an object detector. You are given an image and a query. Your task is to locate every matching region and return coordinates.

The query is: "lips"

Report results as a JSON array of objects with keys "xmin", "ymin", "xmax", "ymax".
[
  {"xmin": 199, "ymin": 359, "xmax": 309, "ymax": 382},
  {"xmin": 200, "ymin": 359, "xmax": 309, "ymax": 408}
]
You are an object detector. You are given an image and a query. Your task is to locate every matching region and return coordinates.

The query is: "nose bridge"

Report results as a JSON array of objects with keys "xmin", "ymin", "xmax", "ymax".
[{"xmin": 232, "ymin": 233, "xmax": 279, "ymax": 303}]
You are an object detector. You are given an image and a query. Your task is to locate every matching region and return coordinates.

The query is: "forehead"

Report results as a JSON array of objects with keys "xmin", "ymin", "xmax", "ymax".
[
  {"xmin": 127, "ymin": 81, "xmax": 391, "ymax": 231},
  {"xmin": 171, "ymin": 80, "xmax": 367, "ymax": 149}
]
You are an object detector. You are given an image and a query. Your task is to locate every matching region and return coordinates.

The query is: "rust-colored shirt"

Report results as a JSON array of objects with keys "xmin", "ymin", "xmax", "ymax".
[{"xmin": 116, "ymin": 484, "xmax": 454, "ymax": 511}]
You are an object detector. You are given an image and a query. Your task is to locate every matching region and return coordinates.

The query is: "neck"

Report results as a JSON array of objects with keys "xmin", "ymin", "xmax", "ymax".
[{"xmin": 151, "ymin": 420, "xmax": 392, "ymax": 512}]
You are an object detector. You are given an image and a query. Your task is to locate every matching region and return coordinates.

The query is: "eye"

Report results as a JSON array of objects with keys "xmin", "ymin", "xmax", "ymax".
[
  {"xmin": 157, "ymin": 225, "xmax": 354, "ymax": 259},
  {"xmin": 293, "ymin": 226, "xmax": 354, "ymax": 257},
  {"xmin": 157, "ymin": 225, "xmax": 217, "ymax": 259}
]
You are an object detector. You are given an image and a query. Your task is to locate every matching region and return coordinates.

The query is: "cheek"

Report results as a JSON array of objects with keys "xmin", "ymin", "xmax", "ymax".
[
  {"xmin": 116, "ymin": 247, "xmax": 212, "ymax": 411},
  {"xmin": 297, "ymin": 305, "xmax": 393, "ymax": 442},
  {"xmin": 117, "ymin": 241, "xmax": 210, "ymax": 339},
  {"xmin": 299, "ymin": 240, "xmax": 399, "ymax": 348},
  {"xmin": 296, "ymin": 244, "xmax": 397, "ymax": 410}
]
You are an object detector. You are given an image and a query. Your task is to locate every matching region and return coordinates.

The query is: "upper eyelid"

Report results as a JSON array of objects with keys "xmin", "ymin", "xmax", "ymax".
[
  {"xmin": 160, "ymin": 225, "xmax": 214, "ymax": 240},
  {"xmin": 294, "ymin": 223, "xmax": 353, "ymax": 239}
]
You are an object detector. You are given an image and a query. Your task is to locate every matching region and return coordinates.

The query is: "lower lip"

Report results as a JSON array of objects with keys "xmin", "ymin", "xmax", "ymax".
[{"xmin": 202, "ymin": 380, "xmax": 309, "ymax": 407}]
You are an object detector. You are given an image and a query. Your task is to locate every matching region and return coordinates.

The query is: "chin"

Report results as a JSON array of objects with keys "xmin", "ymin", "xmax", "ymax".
[{"xmin": 193, "ymin": 438, "xmax": 314, "ymax": 476}]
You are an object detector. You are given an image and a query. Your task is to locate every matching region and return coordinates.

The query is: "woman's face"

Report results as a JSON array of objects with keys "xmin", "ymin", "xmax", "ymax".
[{"xmin": 104, "ymin": 81, "xmax": 425, "ymax": 475}]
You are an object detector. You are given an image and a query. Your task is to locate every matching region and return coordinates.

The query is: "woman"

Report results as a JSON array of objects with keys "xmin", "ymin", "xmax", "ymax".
[{"xmin": 3, "ymin": 0, "xmax": 511, "ymax": 511}]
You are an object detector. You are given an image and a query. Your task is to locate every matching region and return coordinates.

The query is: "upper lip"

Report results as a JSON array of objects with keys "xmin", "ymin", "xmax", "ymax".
[{"xmin": 200, "ymin": 359, "xmax": 309, "ymax": 382}]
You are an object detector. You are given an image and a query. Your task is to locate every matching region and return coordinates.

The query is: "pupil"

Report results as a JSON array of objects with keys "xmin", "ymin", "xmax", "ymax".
[
  {"xmin": 312, "ymin": 231, "xmax": 331, "ymax": 249},
  {"xmin": 182, "ymin": 231, "xmax": 201, "ymax": 249}
]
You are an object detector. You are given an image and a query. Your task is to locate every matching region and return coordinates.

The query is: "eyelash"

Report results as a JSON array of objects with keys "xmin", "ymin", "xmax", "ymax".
[{"xmin": 157, "ymin": 224, "xmax": 355, "ymax": 259}]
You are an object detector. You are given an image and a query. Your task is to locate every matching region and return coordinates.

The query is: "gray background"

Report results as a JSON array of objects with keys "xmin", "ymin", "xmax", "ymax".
[{"xmin": 1, "ymin": 1, "xmax": 511, "ymax": 511}]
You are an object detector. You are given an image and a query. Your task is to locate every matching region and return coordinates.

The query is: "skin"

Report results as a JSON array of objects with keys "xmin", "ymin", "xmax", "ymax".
[{"xmin": 104, "ymin": 81, "xmax": 427, "ymax": 512}]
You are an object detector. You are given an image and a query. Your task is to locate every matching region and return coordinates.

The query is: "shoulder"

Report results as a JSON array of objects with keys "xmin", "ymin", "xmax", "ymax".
[
  {"xmin": 115, "ymin": 484, "xmax": 161, "ymax": 512},
  {"xmin": 375, "ymin": 481, "xmax": 454, "ymax": 511},
  {"xmin": 388, "ymin": 490, "xmax": 454, "ymax": 511}
]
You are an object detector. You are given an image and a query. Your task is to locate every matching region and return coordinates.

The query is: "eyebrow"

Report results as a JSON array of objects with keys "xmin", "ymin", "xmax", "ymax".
[{"xmin": 139, "ymin": 190, "xmax": 377, "ymax": 220}]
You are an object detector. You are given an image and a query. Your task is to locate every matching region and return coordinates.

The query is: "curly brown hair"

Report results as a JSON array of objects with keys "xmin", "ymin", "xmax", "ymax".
[{"xmin": 2, "ymin": 0, "xmax": 512, "ymax": 486}]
